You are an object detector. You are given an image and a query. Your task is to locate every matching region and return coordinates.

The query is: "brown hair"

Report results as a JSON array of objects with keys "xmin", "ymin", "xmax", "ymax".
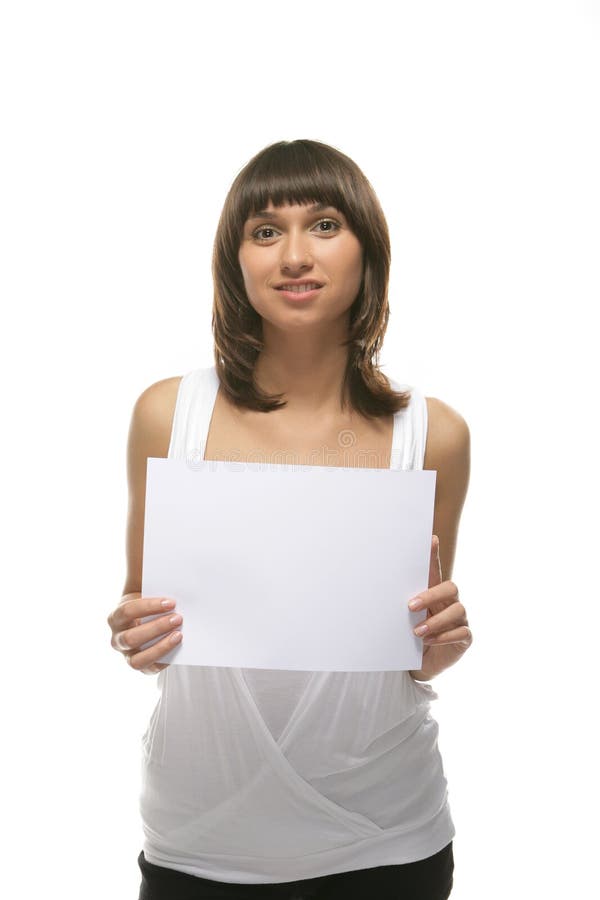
[{"xmin": 211, "ymin": 139, "xmax": 411, "ymax": 419}]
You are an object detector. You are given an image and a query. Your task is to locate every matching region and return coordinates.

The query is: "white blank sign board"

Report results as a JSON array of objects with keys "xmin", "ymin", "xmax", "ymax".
[{"xmin": 141, "ymin": 458, "xmax": 435, "ymax": 671}]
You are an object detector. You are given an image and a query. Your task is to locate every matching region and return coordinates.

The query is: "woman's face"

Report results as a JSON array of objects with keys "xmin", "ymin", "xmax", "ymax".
[{"xmin": 238, "ymin": 201, "xmax": 364, "ymax": 332}]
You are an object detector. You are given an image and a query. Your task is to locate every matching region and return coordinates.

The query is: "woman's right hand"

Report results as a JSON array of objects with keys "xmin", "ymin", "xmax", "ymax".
[{"xmin": 107, "ymin": 592, "xmax": 183, "ymax": 674}]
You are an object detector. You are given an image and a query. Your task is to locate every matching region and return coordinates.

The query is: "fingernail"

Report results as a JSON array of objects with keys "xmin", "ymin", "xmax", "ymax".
[
  {"xmin": 408, "ymin": 597, "xmax": 421, "ymax": 610},
  {"xmin": 414, "ymin": 624, "xmax": 429, "ymax": 636},
  {"xmin": 170, "ymin": 631, "xmax": 182, "ymax": 643},
  {"xmin": 161, "ymin": 599, "xmax": 175, "ymax": 607}
]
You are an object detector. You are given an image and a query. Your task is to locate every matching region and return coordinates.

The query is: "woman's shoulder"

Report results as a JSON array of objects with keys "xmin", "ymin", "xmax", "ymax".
[
  {"xmin": 128, "ymin": 375, "xmax": 184, "ymax": 458},
  {"xmin": 133, "ymin": 375, "xmax": 184, "ymax": 424},
  {"xmin": 423, "ymin": 396, "xmax": 470, "ymax": 475}
]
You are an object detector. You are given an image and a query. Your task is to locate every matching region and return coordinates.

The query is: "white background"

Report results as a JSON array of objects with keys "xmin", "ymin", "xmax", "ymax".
[{"xmin": 1, "ymin": 2, "xmax": 598, "ymax": 897}]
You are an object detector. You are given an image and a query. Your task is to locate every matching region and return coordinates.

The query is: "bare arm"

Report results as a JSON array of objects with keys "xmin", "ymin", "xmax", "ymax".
[
  {"xmin": 107, "ymin": 376, "xmax": 184, "ymax": 673},
  {"xmin": 424, "ymin": 396, "xmax": 471, "ymax": 586},
  {"xmin": 122, "ymin": 376, "xmax": 182, "ymax": 596},
  {"xmin": 408, "ymin": 396, "xmax": 471, "ymax": 680}
]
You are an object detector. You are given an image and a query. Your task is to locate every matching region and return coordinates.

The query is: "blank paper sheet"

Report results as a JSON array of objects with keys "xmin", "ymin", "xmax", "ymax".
[{"xmin": 141, "ymin": 458, "xmax": 436, "ymax": 672}]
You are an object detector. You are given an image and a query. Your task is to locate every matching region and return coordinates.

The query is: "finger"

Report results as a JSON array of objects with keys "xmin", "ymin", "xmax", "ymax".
[
  {"xmin": 125, "ymin": 653, "xmax": 169, "ymax": 675},
  {"xmin": 126, "ymin": 630, "xmax": 183, "ymax": 671},
  {"xmin": 114, "ymin": 631, "xmax": 130, "ymax": 652},
  {"xmin": 138, "ymin": 661, "xmax": 169, "ymax": 676},
  {"xmin": 423, "ymin": 625, "xmax": 473, "ymax": 646},
  {"xmin": 111, "ymin": 612, "xmax": 183, "ymax": 653},
  {"xmin": 429, "ymin": 534, "xmax": 442, "ymax": 588},
  {"xmin": 110, "ymin": 595, "xmax": 176, "ymax": 631},
  {"xmin": 413, "ymin": 602, "xmax": 467, "ymax": 638},
  {"xmin": 408, "ymin": 580, "xmax": 459, "ymax": 612}
]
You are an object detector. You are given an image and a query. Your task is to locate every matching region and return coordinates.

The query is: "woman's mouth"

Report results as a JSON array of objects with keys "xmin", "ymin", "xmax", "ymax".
[{"xmin": 275, "ymin": 282, "xmax": 323, "ymax": 301}]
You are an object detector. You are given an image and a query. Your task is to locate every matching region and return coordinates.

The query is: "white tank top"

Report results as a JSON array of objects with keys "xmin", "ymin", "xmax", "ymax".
[{"xmin": 140, "ymin": 366, "xmax": 455, "ymax": 883}]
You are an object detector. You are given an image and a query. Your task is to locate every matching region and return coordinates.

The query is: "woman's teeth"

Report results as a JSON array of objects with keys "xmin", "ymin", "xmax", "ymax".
[{"xmin": 280, "ymin": 284, "xmax": 320, "ymax": 292}]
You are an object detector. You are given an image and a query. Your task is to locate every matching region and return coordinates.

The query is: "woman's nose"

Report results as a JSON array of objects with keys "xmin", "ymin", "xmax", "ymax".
[{"xmin": 278, "ymin": 229, "xmax": 313, "ymax": 271}]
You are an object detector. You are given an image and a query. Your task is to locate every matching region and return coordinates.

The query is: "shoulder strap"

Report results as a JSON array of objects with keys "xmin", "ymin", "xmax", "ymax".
[
  {"xmin": 167, "ymin": 367, "xmax": 219, "ymax": 461},
  {"xmin": 387, "ymin": 378, "xmax": 428, "ymax": 471}
]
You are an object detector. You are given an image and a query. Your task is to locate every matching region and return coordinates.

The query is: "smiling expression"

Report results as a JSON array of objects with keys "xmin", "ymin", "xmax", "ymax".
[{"xmin": 238, "ymin": 201, "xmax": 364, "ymax": 331}]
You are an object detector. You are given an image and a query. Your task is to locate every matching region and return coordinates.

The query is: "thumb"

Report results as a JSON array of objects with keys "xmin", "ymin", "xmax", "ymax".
[{"xmin": 428, "ymin": 534, "xmax": 442, "ymax": 588}]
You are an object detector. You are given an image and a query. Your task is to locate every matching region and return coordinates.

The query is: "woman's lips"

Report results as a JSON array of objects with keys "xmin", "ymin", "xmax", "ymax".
[{"xmin": 275, "ymin": 285, "xmax": 323, "ymax": 301}]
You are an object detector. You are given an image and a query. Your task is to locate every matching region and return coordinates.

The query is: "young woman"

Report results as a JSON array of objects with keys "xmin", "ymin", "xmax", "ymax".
[{"xmin": 107, "ymin": 139, "xmax": 472, "ymax": 900}]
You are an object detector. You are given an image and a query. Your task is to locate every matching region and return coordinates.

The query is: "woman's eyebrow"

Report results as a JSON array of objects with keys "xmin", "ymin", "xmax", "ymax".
[{"xmin": 246, "ymin": 202, "xmax": 335, "ymax": 221}]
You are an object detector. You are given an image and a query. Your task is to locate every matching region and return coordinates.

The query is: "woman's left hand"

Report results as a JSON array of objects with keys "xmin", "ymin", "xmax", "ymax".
[{"xmin": 407, "ymin": 534, "xmax": 473, "ymax": 681}]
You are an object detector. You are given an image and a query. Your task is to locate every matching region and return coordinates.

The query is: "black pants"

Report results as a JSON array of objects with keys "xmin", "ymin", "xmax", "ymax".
[{"xmin": 137, "ymin": 842, "xmax": 454, "ymax": 899}]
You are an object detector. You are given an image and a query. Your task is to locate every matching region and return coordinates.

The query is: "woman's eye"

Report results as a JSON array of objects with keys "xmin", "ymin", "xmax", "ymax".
[
  {"xmin": 252, "ymin": 219, "xmax": 341, "ymax": 242},
  {"xmin": 253, "ymin": 226, "xmax": 277, "ymax": 241},
  {"xmin": 314, "ymin": 219, "xmax": 340, "ymax": 234}
]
